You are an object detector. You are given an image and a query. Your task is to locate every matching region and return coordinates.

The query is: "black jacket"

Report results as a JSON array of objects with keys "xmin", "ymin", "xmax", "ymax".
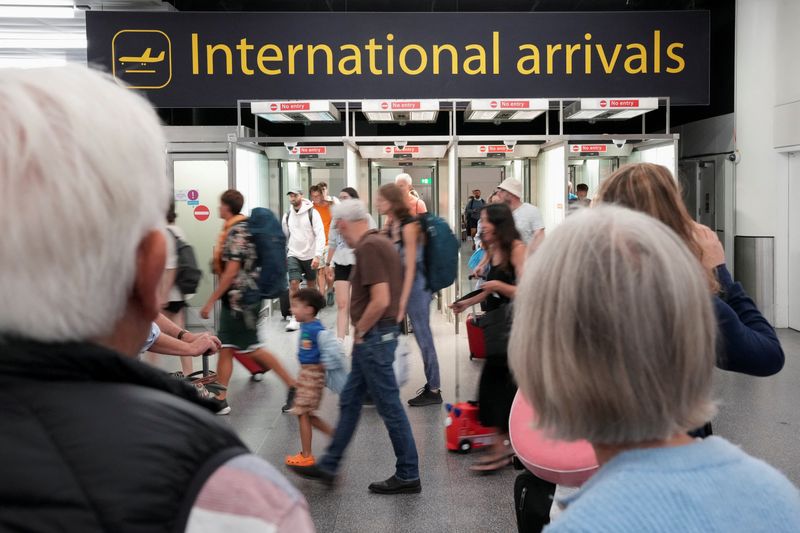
[{"xmin": 0, "ymin": 339, "xmax": 247, "ymax": 533}]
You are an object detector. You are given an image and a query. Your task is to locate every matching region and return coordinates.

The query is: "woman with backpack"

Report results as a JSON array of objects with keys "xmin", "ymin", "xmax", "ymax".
[
  {"xmin": 377, "ymin": 183, "xmax": 442, "ymax": 407},
  {"xmin": 162, "ymin": 203, "xmax": 194, "ymax": 375},
  {"xmin": 450, "ymin": 203, "xmax": 526, "ymax": 472}
]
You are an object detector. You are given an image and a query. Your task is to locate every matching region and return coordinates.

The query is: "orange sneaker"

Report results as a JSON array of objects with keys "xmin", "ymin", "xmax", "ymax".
[{"xmin": 285, "ymin": 452, "xmax": 315, "ymax": 467}]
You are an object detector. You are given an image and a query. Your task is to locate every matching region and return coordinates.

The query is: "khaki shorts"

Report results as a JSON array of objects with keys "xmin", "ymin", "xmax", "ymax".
[{"xmin": 290, "ymin": 363, "xmax": 326, "ymax": 415}]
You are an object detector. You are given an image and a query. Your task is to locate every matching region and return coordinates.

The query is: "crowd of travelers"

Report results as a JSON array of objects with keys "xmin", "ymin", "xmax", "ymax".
[{"xmin": 2, "ymin": 65, "xmax": 799, "ymax": 532}]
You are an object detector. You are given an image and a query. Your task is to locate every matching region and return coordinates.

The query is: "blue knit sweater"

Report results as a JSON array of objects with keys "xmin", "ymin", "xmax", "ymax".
[{"xmin": 546, "ymin": 437, "xmax": 800, "ymax": 532}]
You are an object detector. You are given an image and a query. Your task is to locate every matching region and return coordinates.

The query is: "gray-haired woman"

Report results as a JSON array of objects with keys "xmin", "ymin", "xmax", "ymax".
[{"xmin": 508, "ymin": 206, "xmax": 800, "ymax": 532}]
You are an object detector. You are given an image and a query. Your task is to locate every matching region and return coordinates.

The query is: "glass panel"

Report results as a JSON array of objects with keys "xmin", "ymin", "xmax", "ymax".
[{"xmin": 172, "ymin": 158, "xmax": 229, "ymax": 327}]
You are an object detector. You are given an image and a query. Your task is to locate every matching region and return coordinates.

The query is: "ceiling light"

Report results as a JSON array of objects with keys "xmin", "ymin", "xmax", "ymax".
[
  {"xmin": 567, "ymin": 110, "xmax": 607, "ymax": 120},
  {"xmin": 0, "ymin": 32, "xmax": 86, "ymax": 49},
  {"xmin": 251, "ymin": 100, "xmax": 340, "ymax": 123},
  {"xmin": 0, "ymin": 1, "xmax": 76, "ymax": 18},
  {"xmin": 0, "ymin": 55, "xmax": 67, "ymax": 68},
  {"xmin": 509, "ymin": 110, "xmax": 544, "ymax": 120},
  {"xmin": 364, "ymin": 112, "xmax": 393, "ymax": 121},
  {"xmin": 608, "ymin": 109, "xmax": 648, "ymax": 119},
  {"xmin": 302, "ymin": 112, "xmax": 337, "ymax": 122},
  {"xmin": 265, "ymin": 113, "xmax": 292, "ymax": 122},
  {"xmin": 468, "ymin": 110, "xmax": 498, "ymax": 121},
  {"xmin": 411, "ymin": 111, "xmax": 437, "ymax": 121}
]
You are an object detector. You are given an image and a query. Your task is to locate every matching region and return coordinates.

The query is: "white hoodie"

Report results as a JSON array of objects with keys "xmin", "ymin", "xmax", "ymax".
[{"xmin": 282, "ymin": 198, "xmax": 325, "ymax": 261}]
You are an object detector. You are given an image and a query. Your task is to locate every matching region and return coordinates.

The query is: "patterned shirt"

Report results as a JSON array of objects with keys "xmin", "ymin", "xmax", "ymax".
[{"xmin": 222, "ymin": 222, "xmax": 259, "ymax": 312}]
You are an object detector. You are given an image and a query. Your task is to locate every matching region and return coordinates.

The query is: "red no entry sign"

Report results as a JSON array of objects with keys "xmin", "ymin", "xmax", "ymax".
[{"xmin": 194, "ymin": 205, "xmax": 211, "ymax": 221}]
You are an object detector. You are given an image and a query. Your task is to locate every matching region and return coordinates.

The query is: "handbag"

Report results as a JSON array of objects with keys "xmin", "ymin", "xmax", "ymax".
[{"xmin": 477, "ymin": 303, "xmax": 512, "ymax": 357}]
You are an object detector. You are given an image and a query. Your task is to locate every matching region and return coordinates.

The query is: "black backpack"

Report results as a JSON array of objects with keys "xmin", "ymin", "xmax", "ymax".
[{"xmin": 167, "ymin": 228, "xmax": 202, "ymax": 295}]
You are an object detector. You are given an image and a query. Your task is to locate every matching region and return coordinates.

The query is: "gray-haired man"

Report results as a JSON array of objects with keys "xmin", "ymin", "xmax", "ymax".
[{"xmin": 288, "ymin": 200, "xmax": 421, "ymax": 495}]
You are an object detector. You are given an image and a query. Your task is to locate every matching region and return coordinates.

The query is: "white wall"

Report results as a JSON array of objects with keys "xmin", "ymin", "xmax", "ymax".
[
  {"xmin": 735, "ymin": 0, "xmax": 798, "ymax": 326},
  {"xmin": 461, "ymin": 167, "xmax": 503, "ymax": 206},
  {"xmin": 536, "ymin": 145, "xmax": 567, "ymax": 231}
]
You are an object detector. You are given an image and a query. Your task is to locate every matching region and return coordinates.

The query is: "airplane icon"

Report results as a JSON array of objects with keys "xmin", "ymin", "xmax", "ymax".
[{"xmin": 119, "ymin": 48, "xmax": 165, "ymax": 64}]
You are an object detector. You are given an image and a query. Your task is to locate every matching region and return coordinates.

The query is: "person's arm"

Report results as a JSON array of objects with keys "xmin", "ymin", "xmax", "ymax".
[
  {"xmin": 149, "ymin": 332, "xmax": 215, "ymax": 357},
  {"xmin": 282, "ymin": 212, "xmax": 289, "ymax": 238},
  {"xmin": 416, "ymin": 198, "xmax": 428, "ymax": 214},
  {"xmin": 154, "ymin": 313, "xmax": 221, "ymax": 351},
  {"xmin": 201, "ymin": 260, "xmax": 240, "ymax": 319},
  {"xmin": 450, "ymin": 290, "xmax": 490, "ymax": 313},
  {"xmin": 326, "ymin": 225, "xmax": 339, "ymax": 266},
  {"xmin": 714, "ymin": 264, "xmax": 785, "ymax": 376},
  {"xmin": 311, "ymin": 209, "xmax": 325, "ymax": 268},
  {"xmin": 397, "ymin": 222, "xmax": 419, "ymax": 320},
  {"xmin": 354, "ymin": 282, "xmax": 391, "ymax": 342},
  {"xmin": 528, "ymin": 228, "xmax": 545, "ymax": 255}
]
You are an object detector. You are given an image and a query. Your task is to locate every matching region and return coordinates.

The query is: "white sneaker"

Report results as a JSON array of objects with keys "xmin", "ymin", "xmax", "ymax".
[{"xmin": 285, "ymin": 317, "xmax": 300, "ymax": 332}]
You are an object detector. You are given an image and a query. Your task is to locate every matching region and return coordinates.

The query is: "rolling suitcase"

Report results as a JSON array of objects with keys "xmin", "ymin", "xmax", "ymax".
[
  {"xmin": 466, "ymin": 313, "xmax": 486, "ymax": 360},
  {"xmin": 233, "ymin": 351, "xmax": 270, "ymax": 382},
  {"xmin": 514, "ymin": 469, "xmax": 556, "ymax": 533}
]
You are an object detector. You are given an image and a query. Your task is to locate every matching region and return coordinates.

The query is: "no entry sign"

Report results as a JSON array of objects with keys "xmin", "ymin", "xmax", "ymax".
[{"xmin": 193, "ymin": 205, "xmax": 211, "ymax": 221}]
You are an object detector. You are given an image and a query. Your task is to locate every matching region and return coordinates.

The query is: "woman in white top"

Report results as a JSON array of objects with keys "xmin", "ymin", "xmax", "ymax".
[{"xmin": 325, "ymin": 187, "xmax": 375, "ymax": 341}]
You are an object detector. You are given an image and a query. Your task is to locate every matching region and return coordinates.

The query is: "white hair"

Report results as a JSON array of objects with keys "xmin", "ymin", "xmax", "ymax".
[
  {"xmin": 509, "ymin": 206, "xmax": 717, "ymax": 444},
  {"xmin": 0, "ymin": 66, "xmax": 169, "ymax": 342},
  {"xmin": 395, "ymin": 173, "xmax": 412, "ymax": 185},
  {"xmin": 332, "ymin": 199, "xmax": 369, "ymax": 222}
]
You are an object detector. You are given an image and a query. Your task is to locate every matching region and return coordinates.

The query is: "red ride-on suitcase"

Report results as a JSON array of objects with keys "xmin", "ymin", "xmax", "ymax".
[
  {"xmin": 233, "ymin": 351, "xmax": 271, "ymax": 382},
  {"xmin": 466, "ymin": 313, "xmax": 486, "ymax": 360},
  {"xmin": 445, "ymin": 401, "xmax": 497, "ymax": 453}
]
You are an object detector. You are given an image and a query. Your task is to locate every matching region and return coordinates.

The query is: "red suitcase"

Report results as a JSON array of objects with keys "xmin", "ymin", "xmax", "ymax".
[
  {"xmin": 445, "ymin": 401, "xmax": 497, "ymax": 453},
  {"xmin": 466, "ymin": 313, "xmax": 486, "ymax": 360},
  {"xmin": 234, "ymin": 351, "xmax": 270, "ymax": 382}
]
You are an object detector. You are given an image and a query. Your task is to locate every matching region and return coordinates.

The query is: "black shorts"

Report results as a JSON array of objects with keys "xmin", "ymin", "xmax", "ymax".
[
  {"xmin": 467, "ymin": 218, "xmax": 479, "ymax": 231},
  {"xmin": 288, "ymin": 256, "xmax": 317, "ymax": 282},
  {"xmin": 163, "ymin": 300, "xmax": 186, "ymax": 314},
  {"xmin": 334, "ymin": 263, "xmax": 353, "ymax": 281}
]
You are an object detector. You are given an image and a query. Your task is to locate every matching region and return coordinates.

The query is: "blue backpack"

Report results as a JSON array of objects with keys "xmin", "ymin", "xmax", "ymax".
[
  {"xmin": 248, "ymin": 207, "xmax": 288, "ymax": 299},
  {"xmin": 318, "ymin": 330, "xmax": 349, "ymax": 394},
  {"xmin": 418, "ymin": 213, "xmax": 459, "ymax": 293}
]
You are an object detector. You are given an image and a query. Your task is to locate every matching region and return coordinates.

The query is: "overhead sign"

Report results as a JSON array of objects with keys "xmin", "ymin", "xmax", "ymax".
[
  {"xmin": 290, "ymin": 146, "xmax": 327, "ymax": 155},
  {"xmin": 86, "ymin": 11, "xmax": 710, "ymax": 107},
  {"xmin": 479, "ymin": 145, "xmax": 515, "ymax": 153},
  {"xmin": 384, "ymin": 146, "xmax": 421, "ymax": 154},
  {"xmin": 570, "ymin": 144, "xmax": 608, "ymax": 153}
]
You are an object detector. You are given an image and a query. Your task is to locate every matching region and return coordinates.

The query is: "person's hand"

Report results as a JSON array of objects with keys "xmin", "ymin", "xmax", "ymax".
[
  {"xmin": 397, "ymin": 303, "xmax": 407, "ymax": 323},
  {"xmin": 187, "ymin": 334, "xmax": 215, "ymax": 357},
  {"xmin": 693, "ymin": 222, "xmax": 726, "ymax": 270},
  {"xmin": 200, "ymin": 303, "xmax": 212, "ymax": 319},
  {"xmin": 450, "ymin": 301, "xmax": 466, "ymax": 315},
  {"xmin": 325, "ymin": 266, "xmax": 335, "ymax": 283},
  {"xmin": 311, "ymin": 257, "xmax": 320, "ymax": 270},
  {"xmin": 208, "ymin": 335, "xmax": 222, "ymax": 352}
]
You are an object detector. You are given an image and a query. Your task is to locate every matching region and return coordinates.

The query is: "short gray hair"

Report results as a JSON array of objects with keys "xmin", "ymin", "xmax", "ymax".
[
  {"xmin": 395, "ymin": 173, "xmax": 412, "ymax": 185},
  {"xmin": 509, "ymin": 206, "xmax": 717, "ymax": 444},
  {"xmin": 0, "ymin": 66, "xmax": 169, "ymax": 342},
  {"xmin": 332, "ymin": 199, "xmax": 369, "ymax": 222}
]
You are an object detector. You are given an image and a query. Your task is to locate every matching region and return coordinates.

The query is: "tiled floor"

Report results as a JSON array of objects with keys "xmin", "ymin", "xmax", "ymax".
[{"xmin": 155, "ymin": 245, "xmax": 800, "ymax": 532}]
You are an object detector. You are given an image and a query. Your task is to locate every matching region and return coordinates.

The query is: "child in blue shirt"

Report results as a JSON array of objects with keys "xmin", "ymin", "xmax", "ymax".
[{"xmin": 285, "ymin": 288, "xmax": 334, "ymax": 468}]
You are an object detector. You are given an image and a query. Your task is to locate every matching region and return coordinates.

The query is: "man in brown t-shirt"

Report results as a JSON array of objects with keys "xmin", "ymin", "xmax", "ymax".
[{"xmin": 289, "ymin": 200, "xmax": 421, "ymax": 495}]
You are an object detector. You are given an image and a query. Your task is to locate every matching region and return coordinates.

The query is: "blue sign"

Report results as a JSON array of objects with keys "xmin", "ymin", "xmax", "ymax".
[{"xmin": 187, "ymin": 200, "xmax": 200, "ymax": 206}]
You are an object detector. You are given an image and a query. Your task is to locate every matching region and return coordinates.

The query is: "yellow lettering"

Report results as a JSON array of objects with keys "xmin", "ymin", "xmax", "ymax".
[
  {"xmin": 584, "ymin": 33, "xmax": 592, "ymax": 74},
  {"xmin": 595, "ymin": 44, "xmax": 622, "ymax": 74},
  {"xmin": 256, "ymin": 44, "xmax": 282, "ymax": 75},
  {"xmin": 492, "ymin": 31, "xmax": 500, "ymax": 74},
  {"xmin": 191, "ymin": 33, "xmax": 199, "ymax": 75},
  {"xmin": 206, "ymin": 43, "xmax": 233, "ymax": 75},
  {"xmin": 463, "ymin": 44, "xmax": 487, "ymax": 75},
  {"xmin": 654, "ymin": 30, "xmax": 661, "ymax": 73},
  {"xmin": 236, "ymin": 38, "xmax": 254, "ymax": 75},
  {"xmin": 433, "ymin": 44, "xmax": 458, "ymax": 75},
  {"xmin": 308, "ymin": 44, "xmax": 334, "ymax": 75},
  {"xmin": 565, "ymin": 44, "xmax": 581, "ymax": 74},
  {"xmin": 624, "ymin": 43, "xmax": 648, "ymax": 74},
  {"xmin": 288, "ymin": 44, "xmax": 303, "ymax": 75},
  {"xmin": 338, "ymin": 44, "xmax": 362, "ymax": 75},
  {"xmin": 546, "ymin": 44, "xmax": 562, "ymax": 74},
  {"xmin": 516, "ymin": 44, "xmax": 540, "ymax": 75},
  {"xmin": 366, "ymin": 38, "xmax": 383, "ymax": 75},
  {"xmin": 666, "ymin": 42, "xmax": 685, "ymax": 73},
  {"xmin": 399, "ymin": 44, "xmax": 427, "ymax": 75},
  {"xmin": 386, "ymin": 33, "xmax": 394, "ymax": 75}
]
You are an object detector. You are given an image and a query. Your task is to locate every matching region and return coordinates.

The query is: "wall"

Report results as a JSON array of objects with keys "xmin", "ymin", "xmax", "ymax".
[
  {"xmin": 536, "ymin": 145, "xmax": 567, "ymax": 231},
  {"xmin": 735, "ymin": 0, "xmax": 800, "ymax": 326},
  {"xmin": 460, "ymin": 166, "xmax": 503, "ymax": 207}
]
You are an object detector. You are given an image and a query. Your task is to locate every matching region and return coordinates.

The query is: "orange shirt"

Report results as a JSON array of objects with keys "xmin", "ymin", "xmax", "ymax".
[{"xmin": 314, "ymin": 203, "xmax": 332, "ymax": 244}]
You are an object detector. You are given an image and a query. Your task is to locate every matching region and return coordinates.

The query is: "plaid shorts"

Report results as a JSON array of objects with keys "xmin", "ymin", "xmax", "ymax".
[{"xmin": 290, "ymin": 363, "xmax": 326, "ymax": 415}]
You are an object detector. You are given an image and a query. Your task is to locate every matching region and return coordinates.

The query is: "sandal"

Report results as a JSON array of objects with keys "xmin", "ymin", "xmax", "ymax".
[{"xmin": 285, "ymin": 452, "xmax": 315, "ymax": 467}]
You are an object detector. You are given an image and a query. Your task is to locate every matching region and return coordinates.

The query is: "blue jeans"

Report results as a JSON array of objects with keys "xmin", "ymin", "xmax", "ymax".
[
  {"xmin": 319, "ymin": 323, "xmax": 420, "ymax": 481},
  {"xmin": 406, "ymin": 272, "xmax": 441, "ymax": 390}
]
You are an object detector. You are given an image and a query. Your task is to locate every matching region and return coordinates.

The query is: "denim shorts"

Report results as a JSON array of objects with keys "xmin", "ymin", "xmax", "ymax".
[{"xmin": 288, "ymin": 256, "xmax": 317, "ymax": 282}]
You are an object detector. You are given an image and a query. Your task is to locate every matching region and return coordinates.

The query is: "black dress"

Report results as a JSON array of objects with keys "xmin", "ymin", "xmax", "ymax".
[{"xmin": 477, "ymin": 262, "xmax": 518, "ymax": 432}]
